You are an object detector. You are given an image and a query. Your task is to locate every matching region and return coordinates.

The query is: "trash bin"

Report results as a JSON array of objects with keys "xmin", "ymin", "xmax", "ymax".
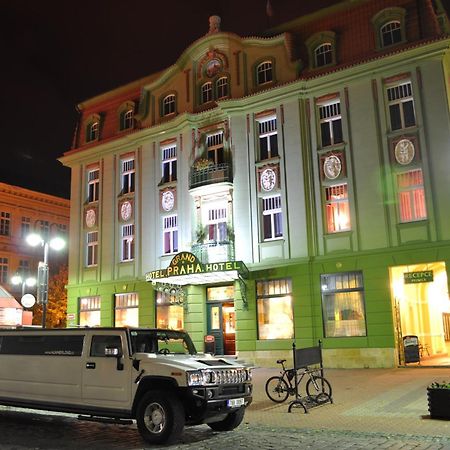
[
  {"xmin": 403, "ymin": 335, "xmax": 420, "ymax": 363},
  {"xmin": 204, "ymin": 335, "xmax": 215, "ymax": 354}
]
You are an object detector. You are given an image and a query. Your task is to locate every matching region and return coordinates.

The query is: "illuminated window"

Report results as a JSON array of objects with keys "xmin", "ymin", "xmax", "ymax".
[
  {"xmin": 315, "ymin": 43, "xmax": 333, "ymax": 67},
  {"xmin": 206, "ymin": 131, "xmax": 224, "ymax": 164},
  {"xmin": 201, "ymin": 82, "xmax": 213, "ymax": 103},
  {"xmin": 397, "ymin": 169, "xmax": 427, "ymax": 222},
  {"xmin": 258, "ymin": 116, "xmax": 278, "ymax": 160},
  {"xmin": 161, "ymin": 144, "xmax": 177, "ymax": 183},
  {"xmin": 87, "ymin": 121, "xmax": 99, "ymax": 142},
  {"xmin": 0, "ymin": 212, "xmax": 10, "ymax": 236},
  {"xmin": 163, "ymin": 94, "xmax": 176, "ymax": 116},
  {"xmin": 115, "ymin": 293, "xmax": 139, "ymax": 327},
  {"xmin": 262, "ymin": 195, "xmax": 283, "ymax": 240},
  {"xmin": 381, "ymin": 21, "xmax": 402, "ymax": 47},
  {"xmin": 120, "ymin": 109, "xmax": 134, "ymax": 130},
  {"xmin": 257, "ymin": 61, "xmax": 273, "ymax": 85},
  {"xmin": 21, "ymin": 217, "xmax": 30, "ymax": 238},
  {"xmin": 216, "ymin": 77, "xmax": 228, "ymax": 99},
  {"xmin": 79, "ymin": 296, "xmax": 101, "ymax": 327},
  {"xmin": 156, "ymin": 292, "xmax": 184, "ymax": 330},
  {"xmin": 386, "ymin": 81, "xmax": 416, "ymax": 131},
  {"xmin": 87, "ymin": 168, "xmax": 99, "ymax": 203},
  {"xmin": 321, "ymin": 272, "xmax": 367, "ymax": 337},
  {"xmin": 207, "ymin": 207, "xmax": 228, "ymax": 242},
  {"xmin": 318, "ymin": 100, "xmax": 343, "ymax": 147},
  {"xmin": 86, "ymin": 231, "xmax": 98, "ymax": 267},
  {"xmin": 325, "ymin": 184, "xmax": 351, "ymax": 233},
  {"xmin": 257, "ymin": 279, "xmax": 293, "ymax": 340},
  {"xmin": 121, "ymin": 224, "xmax": 135, "ymax": 262},
  {"xmin": 0, "ymin": 258, "xmax": 8, "ymax": 283},
  {"xmin": 163, "ymin": 215, "xmax": 178, "ymax": 254},
  {"xmin": 121, "ymin": 157, "xmax": 135, "ymax": 195}
]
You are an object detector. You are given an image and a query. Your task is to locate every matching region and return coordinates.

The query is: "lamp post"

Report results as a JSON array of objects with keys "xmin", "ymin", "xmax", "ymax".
[
  {"xmin": 11, "ymin": 274, "xmax": 37, "ymax": 296},
  {"xmin": 26, "ymin": 225, "xmax": 65, "ymax": 328}
]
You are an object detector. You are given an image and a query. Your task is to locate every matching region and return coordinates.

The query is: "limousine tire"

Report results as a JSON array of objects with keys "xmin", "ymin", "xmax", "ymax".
[
  {"xmin": 207, "ymin": 407, "xmax": 245, "ymax": 431},
  {"xmin": 136, "ymin": 390, "xmax": 185, "ymax": 444}
]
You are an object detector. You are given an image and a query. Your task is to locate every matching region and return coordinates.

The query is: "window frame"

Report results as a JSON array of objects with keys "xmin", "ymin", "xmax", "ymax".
[
  {"xmin": 201, "ymin": 82, "xmax": 213, "ymax": 104},
  {"xmin": 261, "ymin": 194, "xmax": 283, "ymax": 241},
  {"xmin": 386, "ymin": 80, "xmax": 416, "ymax": 132},
  {"xmin": 315, "ymin": 43, "xmax": 333, "ymax": 67},
  {"xmin": 0, "ymin": 212, "xmax": 11, "ymax": 236},
  {"xmin": 396, "ymin": 168, "xmax": 427, "ymax": 223},
  {"xmin": 86, "ymin": 231, "xmax": 99, "ymax": 267},
  {"xmin": 372, "ymin": 7, "xmax": 406, "ymax": 50},
  {"xmin": 114, "ymin": 293, "xmax": 139, "ymax": 327},
  {"xmin": 79, "ymin": 296, "xmax": 101, "ymax": 327},
  {"xmin": 120, "ymin": 157, "xmax": 135, "ymax": 195},
  {"xmin": 121, "ymin": 223, "xmax": 135, "ymax": 262},
  {"xmin": 87, "ymin": 167, "xmax": 100, "ymax": 203},
  {"xmin": 320, "ymin": 271, "xmax": 367, "ymax": 338},
  {"xmin": 257, "ymin": 115, "xmax": 278, "ymax": 161},
  {"xmin": 256, "ymin": 60, "xmax": 273, "ymax": 85},
  {"xmin": 317, "ymin": 99, "xmax": 343, "ymax": 148},
  {"xmin": 163, "ymin": 214, "xmax": 178, "ymax": 255},
  {"xmin": 162, "ymin": 94, "xmax": 176, "ymax": 116},
  {"xmin": 324, "ymin": 183, "xmax": 351, "ymax": 233},
  {"xmin": 216, "ymin": 76, "xmax": 229, "ymax": 99},
  {"xmin": 161, "ymin": 144, "xmax": 177, "ymax": 183},
  {"xmin": 0, "ymin": 257, "xmax": 8, "ymax": 283}
]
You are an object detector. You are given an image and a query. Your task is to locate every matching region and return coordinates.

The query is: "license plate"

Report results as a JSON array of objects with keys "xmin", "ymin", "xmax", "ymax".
[{"xmin": 227, "ymin": 398, "xmax": 244, "ymax": 408}]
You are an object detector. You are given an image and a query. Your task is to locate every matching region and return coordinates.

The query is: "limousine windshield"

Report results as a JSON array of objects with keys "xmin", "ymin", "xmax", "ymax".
[{"xmin": 130, "ymin": 329, "xmax": 197, "ymax": 355}]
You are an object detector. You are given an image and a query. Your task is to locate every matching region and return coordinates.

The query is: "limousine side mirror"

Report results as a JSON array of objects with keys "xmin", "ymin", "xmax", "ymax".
[{"xmin": 105, "ymin": 346, "xmax": 124, "ymax": 371}]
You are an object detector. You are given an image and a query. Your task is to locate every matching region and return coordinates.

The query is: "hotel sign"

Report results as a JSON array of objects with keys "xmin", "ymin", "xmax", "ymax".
[
  {"xmin": 404, "ymin": 271, "xmax": 433, "ymax": 284},
  {"xmin": 145, "ymin": 251, "xmax": 246, "ymax": 282}
]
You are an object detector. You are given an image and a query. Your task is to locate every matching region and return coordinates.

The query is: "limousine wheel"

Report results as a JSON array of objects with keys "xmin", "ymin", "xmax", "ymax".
[
  {"xmin": 136, "ymin": 390, "xmax": 185, "ymax": 444},
  {"xmin": 208, "ymin": 407, "xmax": 245, "ymax": 431}
]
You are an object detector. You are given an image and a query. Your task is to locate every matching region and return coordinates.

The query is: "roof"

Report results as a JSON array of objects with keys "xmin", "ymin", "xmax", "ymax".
[{"xmin": 0, "ymin": 286, "xmax": 22, "ymax": 309}]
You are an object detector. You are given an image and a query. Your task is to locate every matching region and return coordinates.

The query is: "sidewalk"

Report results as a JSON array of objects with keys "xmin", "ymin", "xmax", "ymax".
[{"xmin": 246, "ymin": 366, "xmax": 450, "ymax": 437}]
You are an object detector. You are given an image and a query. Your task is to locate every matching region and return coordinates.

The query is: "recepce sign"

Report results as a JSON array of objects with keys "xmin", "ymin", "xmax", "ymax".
[{"xmin": 404, "ymin": 270, "xmax": 434, "ymax": 284}]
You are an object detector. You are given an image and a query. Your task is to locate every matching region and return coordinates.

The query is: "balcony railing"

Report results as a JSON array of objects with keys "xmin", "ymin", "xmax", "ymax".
[
  {"xmin": 191, "ymin": 241, "xmax": 235, "ymax": 264},
  {"xmin": 189, "ymin": 162, "xmax": 233, "ymax": 189}
]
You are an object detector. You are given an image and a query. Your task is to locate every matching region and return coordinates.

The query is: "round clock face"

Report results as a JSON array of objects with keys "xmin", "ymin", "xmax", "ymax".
[
  {"xmin": 323, "ymin": 155, "xmax": 342, "ymax": 180},
  {"xmin": 162, "ymin": 190, "xmax": 175, "ymax": 211},
  {"xmin": 394, "ymin": 139, "xmax": 415, "ymax": 165},
  {"xmin": 121, "ymin": 201, "xmax": 132, "ymax": 221},
  {"xmin": 85, "ymin": 208, "xmax": 96, "ymax": 228},
  {"xmin": 260, "ymin": 168, "xmax": 276, "ymax": 191}
]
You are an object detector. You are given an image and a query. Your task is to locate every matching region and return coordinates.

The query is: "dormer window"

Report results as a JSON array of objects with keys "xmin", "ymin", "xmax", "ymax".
[
  {"xmin": 201, "ymin": 82, "xmax": 213, "ymax": 104},
  {"xmin": 381, "ymin": 21, "xmax": 402, "ymax": 47},
  {"xmin": 163, "ymin": 94, "xmax": 176, "ymax": 116},
  {"xmin": 217, "ymin": 77, "xmax": 228, "ymax": 99},
  {"xmin": 372, "ymin": 8, "xmax": 406, "ymax": 50},
  {"xmin": 257, "ymin": 61, "xmax": 273, "ymax": 85},
  {"xmin": 120, "ymin": 109, "xmax": 133, "ymax": 130},
  {"xmin": 315, "ymin": 43, "xmax": 333, "ymax": 67},
  {"xmin": 306, "ymin": 31, "xmax": 337, "ymax": 69},
  {"xmin": 86, "ymin": 120, "xmax": 99, "ymax": 143}
]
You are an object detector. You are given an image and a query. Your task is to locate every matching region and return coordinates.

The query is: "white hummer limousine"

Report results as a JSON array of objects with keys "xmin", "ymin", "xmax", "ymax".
[{"xmin": 0, "ymin": 327, "xmax": 252, "ymax": 444}]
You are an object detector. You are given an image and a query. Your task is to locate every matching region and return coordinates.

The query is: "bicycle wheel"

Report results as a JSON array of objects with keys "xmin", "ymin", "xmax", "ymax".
[
  {"xmin": 305, "ymin": 376, "xmax": 332, "ymax": 402},
  {"xmin": 265, "ymin": 376, "xmax": 290, "ymax": 403}
]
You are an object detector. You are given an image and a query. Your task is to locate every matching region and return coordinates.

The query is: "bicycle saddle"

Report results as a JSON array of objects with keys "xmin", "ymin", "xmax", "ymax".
[{"xmin": 276, "ymin": 359, "xmax": 286, "ymax": 364}]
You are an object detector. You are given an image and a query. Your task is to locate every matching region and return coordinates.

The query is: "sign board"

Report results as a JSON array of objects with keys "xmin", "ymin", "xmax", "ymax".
[
  {"xmin": 67, "ymin": 313, "xmax": 76, "ymax": 321},
  {"xmin": 21, "ymin": 294, "xmax": 36, "ymax": 308},
  {"xmin": 404, "ymin": 271, "xmax": 434, "ymax": 284}
]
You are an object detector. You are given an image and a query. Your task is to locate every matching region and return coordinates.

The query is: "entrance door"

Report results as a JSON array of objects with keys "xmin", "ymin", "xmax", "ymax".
[
  {"xmin": 390, "ymin": 261, "xmax": 450, "ymax": 366},
  {"xmin": 207, "ymin": 302, "xmax": 236, "ymax": 355}
]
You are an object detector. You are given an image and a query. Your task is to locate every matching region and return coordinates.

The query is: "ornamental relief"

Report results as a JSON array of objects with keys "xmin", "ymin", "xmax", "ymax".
[
  {"xmin": 257, "ymin": 164, "xmax": 280, "ymax": 192},
  {"xmin": 390, "ymin": 136, "xmax": 419, "ymax": 166},
  {"xmin": 118, "ymin": 199, "xmax": 134, "ymax": 222},
  {"xmin": 84, "ymin": 206, "xmax": 98, "ymax": 229},
  {"xmin": 320, "ymin": 152, "xmax": 346, "ymax": 181},
  {"xmin": 160, "ymin": 188, "xmax": 176, "ymax": 212},
  {"xmin": 197, "ymin": 49, "xmax": 229, "ymax": 79}
]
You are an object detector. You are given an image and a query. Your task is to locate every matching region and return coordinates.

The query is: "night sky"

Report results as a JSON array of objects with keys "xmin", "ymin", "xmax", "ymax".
[{"xmin": 2, "ymin": 0, "xmax": 448, "ymax": 199}]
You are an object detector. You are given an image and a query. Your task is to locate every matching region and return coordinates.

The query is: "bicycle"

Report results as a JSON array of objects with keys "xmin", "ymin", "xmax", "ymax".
[{"xmin": 265, "ymin": 359, "xmax": 332, "ymax": 403}]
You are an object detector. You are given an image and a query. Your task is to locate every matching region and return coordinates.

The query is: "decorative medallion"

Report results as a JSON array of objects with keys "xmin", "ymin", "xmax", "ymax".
[
  {"xmin": 260, "ymin": 168, "xmax": 276, "ymax": 192},
  {"xmin": 162, "ymin": 190, "xmax": 175, "ymax": 211},
  {"xmin": 206, "ymin": 58, "xmax": 222, "ymax": 78},
  {"xmin": 120, "ymin": 200, "xmax": 132, "ymax": 221},
  {"xmin": 85, "ymin": 208, "xmax": 96, "ymax": 228},
  {"xmin": 394, "ymin": 139, "xmax": 415, "ymax": 165},
  {"xmin": 323, "ymin": 155, "xmax": 342, "ymax": 180}
]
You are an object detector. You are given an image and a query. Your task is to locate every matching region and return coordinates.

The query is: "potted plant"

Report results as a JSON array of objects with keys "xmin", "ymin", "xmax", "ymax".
[{"xmin": 427, "ymin": 381, "xmax": 450, "ymax": 419}]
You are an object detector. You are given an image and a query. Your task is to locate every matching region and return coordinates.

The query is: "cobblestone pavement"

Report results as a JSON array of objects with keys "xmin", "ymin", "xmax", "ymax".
[{"xmin": 0, "ymin": 409, "xmax": 450, "ymax": 450}]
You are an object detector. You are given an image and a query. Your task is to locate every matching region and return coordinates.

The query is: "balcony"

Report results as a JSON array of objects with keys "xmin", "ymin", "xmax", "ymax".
[
  {"xmin": 189, "ymin": 162, "xmax": 232, "ymax": 190},
  {"xmin": 191, "ymin": 241, "xmax": 235, "ymax": 264}
]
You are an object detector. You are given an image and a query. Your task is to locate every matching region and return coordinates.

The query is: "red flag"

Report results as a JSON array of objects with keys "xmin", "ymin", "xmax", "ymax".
[{"xmin": 266, "ymin": 0, "xmax": 274, "ymax": 17}]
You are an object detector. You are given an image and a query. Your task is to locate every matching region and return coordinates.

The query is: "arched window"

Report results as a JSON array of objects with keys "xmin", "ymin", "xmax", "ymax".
[
  {"xmin": 163, "ymin": 94, "xmax": 176, "ymax": 116},
  {"xmin": 315, "ymin": 43, "xmax": 333, "ymax": 67},
  {"xmin": 257, "ymin": 61, "xmax": 273, "ymax": 85},
  {"xmin": 381, "ymin": 21, "xmax": 402, "ymax": 47},
  {"xmin": 87, "ymin": 121, "xmax": 99, "ymax": 143},
  {"xmin": 201, "ymin": 82, "xmax": 213, "ymax": 103},
  {"xmin": 120, "ymin": 109, "xmax": 134, "ymax": 130},
  {"xmin": 216, "ymin": 77, "xmax": 228, "ymax": 99}
]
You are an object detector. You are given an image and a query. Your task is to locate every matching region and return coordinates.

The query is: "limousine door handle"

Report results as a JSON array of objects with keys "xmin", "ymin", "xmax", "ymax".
[{"xmin": 86, "ymin": 362, "xmax": 96, "ymax": 369}]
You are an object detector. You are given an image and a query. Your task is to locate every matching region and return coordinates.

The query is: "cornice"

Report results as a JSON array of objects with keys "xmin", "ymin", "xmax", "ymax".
[{"xmin": 0, "ymin": 182, "xmax": 70, "ymax": 208}]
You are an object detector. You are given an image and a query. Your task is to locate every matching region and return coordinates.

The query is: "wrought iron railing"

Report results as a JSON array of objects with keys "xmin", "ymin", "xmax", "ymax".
[
  {"xmin": 191, "ymin": 241, "xmax": 235, "ymax": 264},
  {"xmin": 189, "ymin": 162, "xmax": 233, "ymax": 189}
]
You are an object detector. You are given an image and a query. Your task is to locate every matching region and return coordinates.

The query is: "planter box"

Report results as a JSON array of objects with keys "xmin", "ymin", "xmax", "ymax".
[{"xmin": 427, "ymin": 388, "xmax": 450, "ymax": 420}]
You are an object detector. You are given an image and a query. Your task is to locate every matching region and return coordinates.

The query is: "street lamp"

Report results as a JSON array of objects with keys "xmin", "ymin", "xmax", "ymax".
[
  {"xmin": 11, "ymin": 274, "xmax": 37, "ymax": 296},
  {"xmin": 26, "ymin": 227, "xmax": 66, "ymax": 328}
]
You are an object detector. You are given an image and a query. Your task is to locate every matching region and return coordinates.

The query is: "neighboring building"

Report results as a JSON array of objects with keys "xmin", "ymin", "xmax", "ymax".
[
  {"xmin": 60, "ymin": 0, "xmax": 450, "ymax": 368},
  {"xmin": 0, "ymin": 183, "xmax": 70, "ymax": 302}
]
